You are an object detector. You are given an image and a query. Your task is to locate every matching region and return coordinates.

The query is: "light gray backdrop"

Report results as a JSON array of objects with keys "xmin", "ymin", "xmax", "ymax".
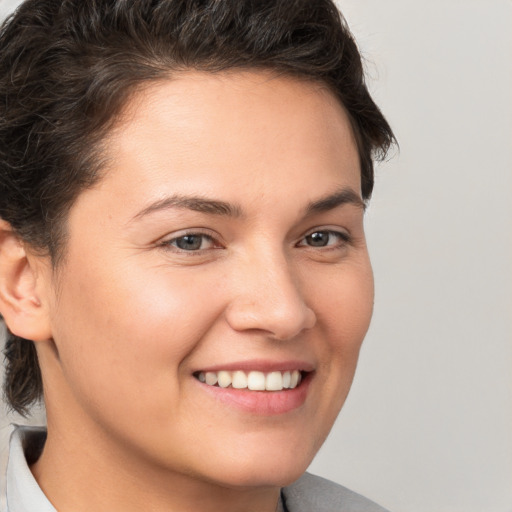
[{"xmin": 1, "ymin": 1, "xmax": 511, "ymax": 511}]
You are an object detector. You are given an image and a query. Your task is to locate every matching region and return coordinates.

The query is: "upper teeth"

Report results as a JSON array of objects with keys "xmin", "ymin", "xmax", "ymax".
[{"xmin": 196, "ymin": 370, "xmax": 302, "ymax": 391}]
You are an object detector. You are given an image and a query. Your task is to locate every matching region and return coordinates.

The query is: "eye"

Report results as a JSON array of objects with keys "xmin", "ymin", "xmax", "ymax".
[
  {"xmin": 166, "ymin": 233, "xmax": 216, "ymax": 251},
  {"xmin": 298, "ymin": 230, "xmax": 350, "ymax": 248}
]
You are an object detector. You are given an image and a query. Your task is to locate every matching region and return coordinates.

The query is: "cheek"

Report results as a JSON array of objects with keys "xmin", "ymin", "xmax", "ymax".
[
  {"xmin": 49, "ymin": 255, "xmax": 226, "ymax": 411},
  {"xmin": 299, "ymin": 260, "xmax": 374, "ymax": 452},
  {"xmin": 310, "ymin": 258, "xmax": 373, "ymax": 409},
  {"xmin": 311, "ymin": 259, "xmax": 374, "ymax": 351}
]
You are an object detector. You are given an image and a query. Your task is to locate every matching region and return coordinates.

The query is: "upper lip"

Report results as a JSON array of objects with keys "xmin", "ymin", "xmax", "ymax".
[{"xmin": 194, "ymin": 359, "xmax": 315, "ymax": 374}]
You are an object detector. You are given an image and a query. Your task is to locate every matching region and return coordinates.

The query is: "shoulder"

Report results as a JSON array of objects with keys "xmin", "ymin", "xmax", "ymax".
[{"xmin": 281, "ymin": 472, "xmax": 390, "ymax": 512}]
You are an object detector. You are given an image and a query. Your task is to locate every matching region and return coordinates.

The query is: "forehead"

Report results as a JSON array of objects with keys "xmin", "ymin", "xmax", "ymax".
[
  {"xmin": 113, "ymin": 70, "xmax": 356, "ymax": 150},
  {"xmin": 73, "ymin": 70, "xmax": 361, "ymax": 223}
]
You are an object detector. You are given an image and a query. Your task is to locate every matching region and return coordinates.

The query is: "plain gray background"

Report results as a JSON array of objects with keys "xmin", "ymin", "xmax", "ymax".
[{"xmin": 1, "ymin": 1, "xmax": 511, "ymax": 511}]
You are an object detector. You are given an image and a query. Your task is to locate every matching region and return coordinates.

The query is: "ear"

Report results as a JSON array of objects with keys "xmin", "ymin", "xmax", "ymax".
[{"xmin": 0, "ymin": 220, "xmax": 52, "ymax": 342}]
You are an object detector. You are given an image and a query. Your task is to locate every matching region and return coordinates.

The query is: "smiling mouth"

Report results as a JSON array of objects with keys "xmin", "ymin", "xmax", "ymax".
[{"xmin": 193, "ymin": 370, "xmax": 307, "ymax": 392}]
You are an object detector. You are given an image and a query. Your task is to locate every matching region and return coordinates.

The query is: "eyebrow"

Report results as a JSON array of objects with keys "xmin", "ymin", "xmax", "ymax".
[
  {"xmin": 304, "ymin": 188, "xmax": 366, "ymax": 215},
  {"xmin": 130, "ymin": 187, "xmax": 364, "ymax": 223},
  {"xmin": 131, "ymin": 195, "xmax": 243, "ymax": 222}
]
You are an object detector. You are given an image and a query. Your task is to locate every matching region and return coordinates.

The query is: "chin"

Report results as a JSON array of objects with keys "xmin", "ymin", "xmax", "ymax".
[
  {"xmin": 217, "ymin": 465, "xmax": 307, "ymax": 491},
  {"xmin": 206, "ymin": 445, "xmax": 314, "ymax": 490}
]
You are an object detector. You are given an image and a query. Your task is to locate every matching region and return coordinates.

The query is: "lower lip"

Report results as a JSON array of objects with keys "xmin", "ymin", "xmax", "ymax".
[{"xmin": 195, "ymin": 372, "xmax": 313, "ymax": 415}]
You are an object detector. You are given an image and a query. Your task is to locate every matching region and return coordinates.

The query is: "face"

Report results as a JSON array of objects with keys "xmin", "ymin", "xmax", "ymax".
[{"xmin": 38, "ymin": 71, "xmax": 373, "ymax": 489}]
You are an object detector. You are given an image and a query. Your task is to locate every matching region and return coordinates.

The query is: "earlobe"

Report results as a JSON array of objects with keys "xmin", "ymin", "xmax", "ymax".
[{"xmin": 0, "ymin": 220, "xmax": 52, "ymax": 342}]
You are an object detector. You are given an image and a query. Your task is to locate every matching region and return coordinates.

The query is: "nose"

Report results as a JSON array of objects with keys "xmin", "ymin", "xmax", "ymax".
[{"xmin": 224, "ymin": 250, "xmax": 317, "ymax": 340}]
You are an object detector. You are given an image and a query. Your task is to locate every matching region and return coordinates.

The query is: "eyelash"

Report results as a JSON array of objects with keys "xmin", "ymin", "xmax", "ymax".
[{"xmin": 159, "ymin": 228, "xmax": 351, "ymax": 255}]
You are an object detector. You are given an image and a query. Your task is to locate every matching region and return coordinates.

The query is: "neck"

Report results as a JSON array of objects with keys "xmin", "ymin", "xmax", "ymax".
[{"xmin": 31, "ymin": 415, "xmax": 281, "ymax": 512}]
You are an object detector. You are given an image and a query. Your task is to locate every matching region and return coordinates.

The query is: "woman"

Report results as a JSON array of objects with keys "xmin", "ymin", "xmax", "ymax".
[{"xmin": 0, "ymin": 1, "xmax": 395, "ymax": 511}]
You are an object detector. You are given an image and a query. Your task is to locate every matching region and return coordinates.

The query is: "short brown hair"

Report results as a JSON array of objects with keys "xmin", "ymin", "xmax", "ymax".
[{"xmin": 0, "ymin": 0, "xmax": 395, "ymax": 415}]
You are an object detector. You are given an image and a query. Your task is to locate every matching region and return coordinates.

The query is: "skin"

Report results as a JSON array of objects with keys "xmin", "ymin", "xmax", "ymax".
[{"xmin": 1, "ymin": 71, "xmax": 374, "ymax": 512}]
